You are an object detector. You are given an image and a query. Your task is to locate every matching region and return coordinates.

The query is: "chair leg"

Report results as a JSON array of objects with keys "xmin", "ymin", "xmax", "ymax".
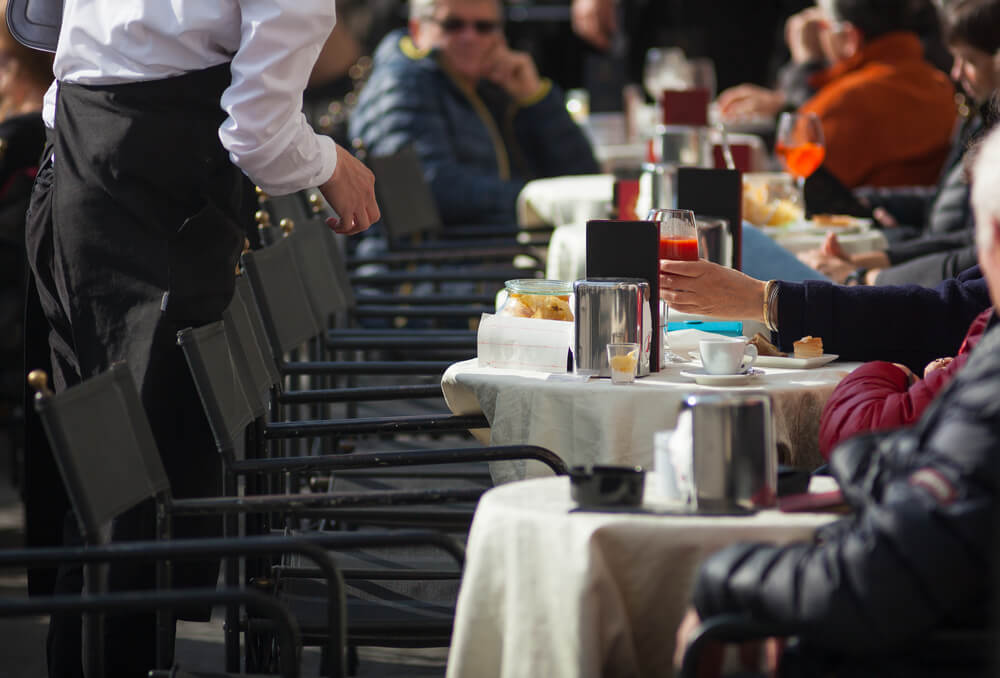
[{"xmin": 223, "ymin": 471, "xmax": 242, "ymax": 673}]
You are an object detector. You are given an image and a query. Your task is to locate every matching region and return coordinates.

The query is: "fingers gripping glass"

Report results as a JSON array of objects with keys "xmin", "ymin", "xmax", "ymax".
[
  {"xmin": 433, "ymin": 17, "xmax": 502, "ymax": 34},
  {"xmin": 648, "ymin": 208, "xmax": 700, "ymax": 364}
]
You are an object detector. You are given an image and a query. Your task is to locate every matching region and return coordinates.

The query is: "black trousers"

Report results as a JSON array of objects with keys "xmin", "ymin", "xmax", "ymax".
[{"xmin": 24, "ymin": 64, "xmax": 245, "ymax": 678}]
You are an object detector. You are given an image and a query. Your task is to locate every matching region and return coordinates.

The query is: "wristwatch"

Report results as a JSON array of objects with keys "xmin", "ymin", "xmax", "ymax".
[{"xmin": 844, "ymin": 267, "xmax": 869, "ymax": 286}]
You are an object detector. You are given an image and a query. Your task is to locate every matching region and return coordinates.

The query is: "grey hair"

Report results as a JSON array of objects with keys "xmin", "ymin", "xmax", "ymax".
[
  {"xmin": 972, "ymin": 125, "xmax": 1000, "ymax": 250},
  {"xmin": 409, "ymin": 0, "xmax": 436, "ymax": 21}
]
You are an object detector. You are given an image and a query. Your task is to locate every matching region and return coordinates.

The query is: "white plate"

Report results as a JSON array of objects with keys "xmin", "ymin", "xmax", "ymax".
[
  {"xmin": 761, "ymin": 217, "xmax": 871, "ymax": 237},
  {"xmin": 753, "ymin": 353, "xmax": 839, "ymax": 369},
  {"xmin": 679, "ymin": 368, "xmax": 761, "ymax": 386}
]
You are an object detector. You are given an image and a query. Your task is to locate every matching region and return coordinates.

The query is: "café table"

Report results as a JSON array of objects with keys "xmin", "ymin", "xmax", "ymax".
[
  {"xmin": 442, "ymin": 332, "xmax": 861, "ymax": 477},
  {"xmin": 445, "ymin": 474, "xmax": 837, "ymax": 678}
]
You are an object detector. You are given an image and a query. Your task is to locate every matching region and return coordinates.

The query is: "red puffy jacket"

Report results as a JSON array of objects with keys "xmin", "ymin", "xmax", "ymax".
[{"xmin": 818, "ymin": 309, "xmax": 994, "ymax": 459}]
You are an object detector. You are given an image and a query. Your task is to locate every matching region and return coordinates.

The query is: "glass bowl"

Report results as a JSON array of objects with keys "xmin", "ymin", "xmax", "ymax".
[{"xmin": 497, "ymin": 279, "xmax": 575, "ymax": 322}]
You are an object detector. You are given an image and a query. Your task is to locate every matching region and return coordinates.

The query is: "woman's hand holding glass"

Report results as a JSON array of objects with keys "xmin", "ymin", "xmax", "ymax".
[{"xmin": 649, "ymin": 208, "xmax": 699, "ymax": 363}]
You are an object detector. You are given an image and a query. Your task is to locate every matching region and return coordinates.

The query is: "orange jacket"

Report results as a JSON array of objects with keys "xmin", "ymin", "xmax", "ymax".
[{"xmin": 801, "ymin": 32, "xmax": 956, "ymax": 188}]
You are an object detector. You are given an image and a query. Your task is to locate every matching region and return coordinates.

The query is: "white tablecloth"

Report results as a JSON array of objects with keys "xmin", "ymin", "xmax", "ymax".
[
  {"xmin": 517, "ymin": 174, "xmax": 614, "ymax": 229},
  {"xmin": 442, "ymin": 331, "xmax": 859, "ymax": 476},
  {"xmin": 446, "ymin": 475, "xmax": 836, "ymax": 678}
]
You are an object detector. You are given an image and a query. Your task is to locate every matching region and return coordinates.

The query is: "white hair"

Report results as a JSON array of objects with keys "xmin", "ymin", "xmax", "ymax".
[
  {"xmin": 409, "ymin": 0, "xmax": 501, "ymax": 21},
  {"xmin": 971, "ymin": 124, "xmax": 1000, "ymax": 250}
]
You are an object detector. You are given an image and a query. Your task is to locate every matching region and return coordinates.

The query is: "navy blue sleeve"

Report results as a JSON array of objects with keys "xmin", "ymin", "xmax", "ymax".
[{"xmin": 775, "ymin": 266, "xmax": 990, "ymax": 371}]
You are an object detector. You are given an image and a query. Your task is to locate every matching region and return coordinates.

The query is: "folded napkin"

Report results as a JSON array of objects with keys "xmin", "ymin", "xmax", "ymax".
[
  {"xmin": 477, "ymin": 313, "xmax": 574, "ymax": 373},
  {"xmin": 667, "ymin": 328, "xmax": 742, "ymax": 358}
]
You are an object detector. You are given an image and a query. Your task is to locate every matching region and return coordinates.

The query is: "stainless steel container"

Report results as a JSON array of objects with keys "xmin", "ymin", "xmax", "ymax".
[
  {"xmin": 696, "ymin": 216, "xmax": 733, "ymax": 269},
  {"xmin": 573, "ymin": 278, "xmax": 651, "ymax": 377},
  {"xmin": 681, "ymin": 393, "xmax": 777, "ymax": 511}
]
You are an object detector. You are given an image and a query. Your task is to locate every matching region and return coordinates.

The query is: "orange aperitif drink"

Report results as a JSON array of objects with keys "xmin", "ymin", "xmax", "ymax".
[{"xmin": 775, "ymin": 141, "xmax": 826, "ymax": 180}]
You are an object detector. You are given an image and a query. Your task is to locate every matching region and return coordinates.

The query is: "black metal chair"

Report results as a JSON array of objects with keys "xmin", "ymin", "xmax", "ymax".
[
  {"xmin": 25, "ymin": 364, "xmax": 476, "ymax": 676},
  {"xmin": 366, "ymin": 145, "xmax": 551, "ymax": 250}
]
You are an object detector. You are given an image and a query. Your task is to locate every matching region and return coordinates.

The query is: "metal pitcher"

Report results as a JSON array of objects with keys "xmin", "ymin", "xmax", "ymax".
[
  {"xmin": 681, "ymin": 393, "xmax": 777, "ymax": 511},
  {"xmin": 573, "ymin": 278, "xmax": 651, "ymax": 377}
]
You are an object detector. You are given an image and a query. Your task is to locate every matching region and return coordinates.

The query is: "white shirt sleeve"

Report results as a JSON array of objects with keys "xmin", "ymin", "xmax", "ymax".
[{"xmin": 220, "ymin": 0, "xmax": 339, "ymax": 196}]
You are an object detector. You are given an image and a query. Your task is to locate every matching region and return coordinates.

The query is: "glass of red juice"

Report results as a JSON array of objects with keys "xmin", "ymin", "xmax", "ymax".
[{"xmin": 649, "ymin": 208, "xmax": 700, "ymax": 364}]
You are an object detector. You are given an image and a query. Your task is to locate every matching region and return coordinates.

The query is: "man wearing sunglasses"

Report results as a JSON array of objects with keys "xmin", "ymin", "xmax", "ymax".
[{"xmin": 350, "ymin": 0, "xmax": 598, "ymax": 227}]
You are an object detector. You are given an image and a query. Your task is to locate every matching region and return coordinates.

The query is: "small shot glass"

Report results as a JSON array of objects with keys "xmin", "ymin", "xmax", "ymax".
[{"xmin": 607, "ymin": 343, "xmax": 639, "ymax": 384}]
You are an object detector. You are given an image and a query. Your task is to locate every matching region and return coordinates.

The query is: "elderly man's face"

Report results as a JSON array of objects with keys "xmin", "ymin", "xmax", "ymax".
[{"xmin": 414, "ymin": 0, "xmax": 503, "ymax": 84}]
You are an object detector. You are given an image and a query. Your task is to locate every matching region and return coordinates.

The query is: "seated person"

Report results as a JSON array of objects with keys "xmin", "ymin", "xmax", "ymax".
[
  {"xmin": 795, "ymin": 0, "xmax": 1000, "ymax": 286},
  {"xmin": 674, "ymin": 122, "xmax": 1000, "ymax": 677},
  {"xmin": 724, "ymin": 0, "xmax": 956, "ymax": 189},
  {"xmin": 349, "ymin": 0, "xmax": 599, "ymax": 227},
  {"xmin": 818, "ymin": 306, "xmax": 992, "ymax": 458}
]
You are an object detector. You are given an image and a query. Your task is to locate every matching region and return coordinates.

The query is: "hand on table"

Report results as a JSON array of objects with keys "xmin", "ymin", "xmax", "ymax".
[
  {"xmin": 571, "ymin": 0, "xmax": 616, "ymax": 51},
  {"xmin": 797, "ymin": 247, "xmax": 855, "ymax": 283},
  {"xmin": 660, "ymin": 259, "xmax": 767, "ymax": 321},
  {"xmin": 717, "ymin": 84, "xmax": 786, "ymax": 121},
  {"xmin": 482, "ymin": 40, "xmax": 543, "ymax": 101},
  {"xmin": 923, "ymin": 357, "xmax": 953, "ymax": 378},
  {"xmin": 319, "ymin": 144, "xmax": 380, "ymax": 235}
]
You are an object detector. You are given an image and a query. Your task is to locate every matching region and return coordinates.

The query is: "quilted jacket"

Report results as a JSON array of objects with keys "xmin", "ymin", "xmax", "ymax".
[
  {"xmin": 818, "ymin": 308, "xmax": 993, "ymax": 458},
  {"xmin": 349, "ymin": 30, "xmax": 598, "ymax": 226},
  {"xmin": 693, "ymin": 315, "xmax": 1000, "ymax": 675}
]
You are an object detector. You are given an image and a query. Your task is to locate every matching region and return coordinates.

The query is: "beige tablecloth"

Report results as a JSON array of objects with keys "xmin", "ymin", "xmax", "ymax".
[
  {"xmin": 443, "ymin": 332, "xmax": 858, "ymax": 476},
  {"xmin": 446, "ymin": 475, "xmax": 836, "ymax": 678}
]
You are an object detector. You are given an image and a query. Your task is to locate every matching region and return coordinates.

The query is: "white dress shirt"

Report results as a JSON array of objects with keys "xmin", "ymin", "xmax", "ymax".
[{"xmin": 42, "ymin": 0, "xmax": 339, "ymax": 195}]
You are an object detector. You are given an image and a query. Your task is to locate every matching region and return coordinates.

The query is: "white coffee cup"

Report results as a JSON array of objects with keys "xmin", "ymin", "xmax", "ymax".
[{"xmin": 699, "ymin": 337, "xmax": 758, "ymax": 375}]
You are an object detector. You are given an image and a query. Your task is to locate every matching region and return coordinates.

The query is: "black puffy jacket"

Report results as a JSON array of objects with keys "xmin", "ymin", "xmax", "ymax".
[{"xmin": 693, "ymin": 315, "xmax": 1000, "ymax": 673}]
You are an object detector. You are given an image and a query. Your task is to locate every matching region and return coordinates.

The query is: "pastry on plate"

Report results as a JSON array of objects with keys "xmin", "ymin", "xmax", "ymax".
[
  {"xmin": 811, "ymin": 214, "xmax": 856, "ymax": 227},
  {"xmin": 749, "ymin": 332, "xmax": 787, "ymax": 357},
  {"xmin": 793, "ymin": 335, "xmax": 824, "ymax": 359}
]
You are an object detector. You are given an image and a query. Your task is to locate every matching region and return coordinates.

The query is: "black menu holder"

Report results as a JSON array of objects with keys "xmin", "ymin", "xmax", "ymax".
[
  {"xmin": 585, "ymin": 219, "xmax": 661, "ymax": 371},
  {"xmin": 676, "ymin": 167, "xmax": 743, "ymax": 270}
]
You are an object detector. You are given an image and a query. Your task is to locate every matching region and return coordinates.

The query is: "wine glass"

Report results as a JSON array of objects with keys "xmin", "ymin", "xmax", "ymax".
[
  {"xmin": 774, "ymin": 112, "xmax": 825, "ymax": 194},
  {"xmin": 648, "ymin": 208, "xmax": 700, "ymax": 364}
]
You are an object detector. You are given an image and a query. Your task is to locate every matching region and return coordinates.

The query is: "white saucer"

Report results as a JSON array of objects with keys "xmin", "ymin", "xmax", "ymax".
[{"xmin": 679, "ymin": 368, "xmax": 761, "ymax": 386}]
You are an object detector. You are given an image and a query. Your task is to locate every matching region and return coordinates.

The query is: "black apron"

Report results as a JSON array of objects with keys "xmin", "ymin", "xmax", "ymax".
[{"xmin": 24, "ymin": 63, "xmax": 245, "ymax": 677}]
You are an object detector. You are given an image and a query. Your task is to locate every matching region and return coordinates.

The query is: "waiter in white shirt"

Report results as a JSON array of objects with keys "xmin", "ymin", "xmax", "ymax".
[{"xmin": 22, "ymin": 2, "xmax": 379, "ymax": 676}]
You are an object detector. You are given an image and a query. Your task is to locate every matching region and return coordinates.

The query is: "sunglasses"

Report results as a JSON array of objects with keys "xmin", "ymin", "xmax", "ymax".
[{"xmin": 433, "ymin": 16, "xmax": 501, "ymax": 34}]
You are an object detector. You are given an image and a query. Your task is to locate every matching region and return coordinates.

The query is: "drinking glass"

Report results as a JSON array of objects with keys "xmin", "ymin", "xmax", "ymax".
[
  {"xmin": 648, "ymin": 208, "xmax": 700, "ymax": 363},
  {"xmin": 774, "ymin": 112, "xmax": 825, "ymax": 191}
]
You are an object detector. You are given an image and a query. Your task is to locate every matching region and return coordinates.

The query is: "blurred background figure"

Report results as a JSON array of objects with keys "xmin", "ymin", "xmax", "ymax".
[
  {"xmin": 0, "ymin": 0, "xmax": 52, "ymax": 481},
  {"xmin": 747, "ymin": 0, "xmax": 957, "ymax": 189},
  {"xmin": 303, "ymin": 0, "xmax": 405, "ymax": 147},
  {"xmin": 717, "ymin": 0, "xmax": 950, "ymax": 121},
  {"xmin": 571, "ymin": 0, "xmax": 813, "ymax": 109},
  {"xmin": 350, "ymin": 0, "xmax": 598, "ymax": 227}
]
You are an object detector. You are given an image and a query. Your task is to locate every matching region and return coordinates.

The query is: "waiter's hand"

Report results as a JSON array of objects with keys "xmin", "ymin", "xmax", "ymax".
[{"xmin": 319, "ymin": 144, "xmax": 380, "ymax": 235}]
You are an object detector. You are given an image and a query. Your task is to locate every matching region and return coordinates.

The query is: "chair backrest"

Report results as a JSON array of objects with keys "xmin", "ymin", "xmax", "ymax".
[
  {"xmin": 286, "ymin": 218, "xmax": 351, "ymax": 323},
  {"xmin": 177, "ymin": 320, "xmax": 257, "ymax": 461},
  {"xmin": 367, "ymin": 145, "xmax": 445, "ymax": 244},
  {"xmin": 224, "ymin": 275, "xmax": 282, "ymax": 407},
  {"xmin": 241, "ymin": 237, "xmax": 322, "ymax": 356},
  {"xmin": 32, "ymin": 364, "xmax": 170, "ymax": 541}
]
